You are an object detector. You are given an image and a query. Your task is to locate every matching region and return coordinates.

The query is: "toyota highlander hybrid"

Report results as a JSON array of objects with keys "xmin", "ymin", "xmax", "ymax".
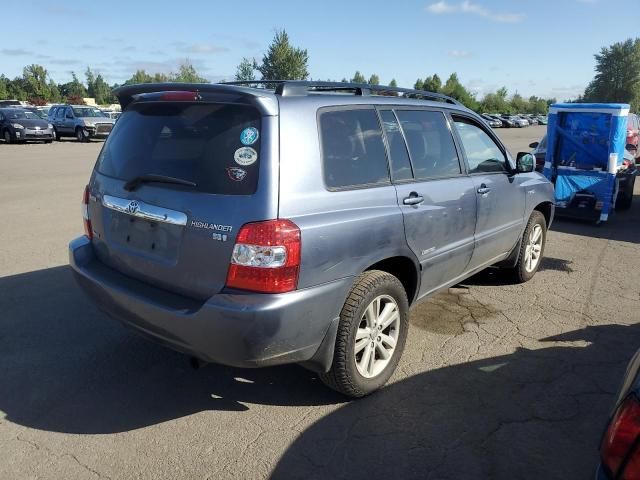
[{"xmin": 69, "ymin": 81, "xmax": 554, "ymax": 397}]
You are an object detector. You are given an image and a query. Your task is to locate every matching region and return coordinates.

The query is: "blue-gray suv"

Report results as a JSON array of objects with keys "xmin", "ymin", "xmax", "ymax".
[{"xmin": 69, "ymin": 81, "xmax": 554, "ymax": 397}]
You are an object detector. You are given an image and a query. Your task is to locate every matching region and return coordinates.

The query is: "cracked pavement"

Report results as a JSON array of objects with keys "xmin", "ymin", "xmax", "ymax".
[{"xmin": 1, "ymin": 127, "xmax": 639, "ymax": 479}]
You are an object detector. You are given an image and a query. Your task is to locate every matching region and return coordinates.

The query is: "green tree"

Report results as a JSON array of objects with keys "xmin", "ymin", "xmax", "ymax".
[
  {"xmin": 59, "ymin": 72, "xmax": 87, "ymax": 100},
  {"xmin": 257, "ymin": 30, "xmax": 309, "ymax": 80},
  {"xmin": 125, "ymin": 70, "xmax": 153, "ymax": 85},
  {"xmin": 171, "ymin": 61, "xmax": 209, "ymax": 83},
  {"xmin": 152, "ymin": 73, "xmax": 169, "ymax": 83},
  {"xmin": 414, "ymin": 78, "xmax": 424, "ymax": 90},
  {"xmin": 235, "ymin": 57, "xmax": 257, "ymax": 81},
  {"xmin": 441, "ymin": 73, "xmax": 477, "ymax": 109},
  {"xmin": 368, "ymin": 74, "xmax": 380, "ymax": 85},
  {"xmin": 389, "ymin": 78, "xmax": 398, "ymax": 87},
  {"xmin": 583, "ymin": 38, "xmax": 640, "ymax": 110},
  {"xmin": 22, "ymin": 64, "xmax": 50, "ymax": 101},
  {"xmin": 48, "ymin": 80, "xmax": 62, "ymax": 103},
  {"xmin": 340, "ymin": 78, "xmax": 348, "ymax": 83},
  {"xmin": 423, "ymin": 74, "xmax": 442, "ymax": 92},
  {"xmin": 0, "ymin": 75, "xmax": 10, "ymax": 99},
  {"xmin": 510, "ymin": 92, "xmax": 528, "ymax": 113},
  {"xmin": 351, "ymin": 71, "xmax": 366, "ymax": 83}
]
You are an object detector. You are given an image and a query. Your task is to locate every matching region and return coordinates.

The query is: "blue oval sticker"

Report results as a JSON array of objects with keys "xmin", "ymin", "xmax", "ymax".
[{"xmin": 240, "ymin": 127, "xmax": 259, "ymax": 146}]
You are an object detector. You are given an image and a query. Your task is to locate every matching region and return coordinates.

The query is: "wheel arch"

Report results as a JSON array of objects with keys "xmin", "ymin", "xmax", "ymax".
[{"xmin": 364, "ymin": 255, "xmax": 420, "ymax": 306}]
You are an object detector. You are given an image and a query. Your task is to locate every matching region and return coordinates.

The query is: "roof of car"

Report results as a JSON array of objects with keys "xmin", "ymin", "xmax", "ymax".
[{"xmin": 114, "ymin": 81, "xmax": 477, "ymax": 116}]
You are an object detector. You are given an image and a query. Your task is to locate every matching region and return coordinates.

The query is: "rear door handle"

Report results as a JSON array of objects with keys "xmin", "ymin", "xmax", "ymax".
[
  {"xmin": 477, "ymin": 184, "xmax": 491, "ymax": 195},
  {"xmin": 403, "ymin": 192, "xmax": 424, "ymax": 205}
]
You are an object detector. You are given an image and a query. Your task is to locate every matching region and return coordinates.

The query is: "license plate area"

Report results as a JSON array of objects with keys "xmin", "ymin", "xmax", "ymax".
[{"xmin": 109, "ymin": 213, "xmax": 181, "ymax": 261}]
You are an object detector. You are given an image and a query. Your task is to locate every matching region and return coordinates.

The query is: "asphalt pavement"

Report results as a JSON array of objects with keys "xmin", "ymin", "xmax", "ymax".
[{"xmin": 0, "ymin": 126, "xmax": 639, "ymax": 479}]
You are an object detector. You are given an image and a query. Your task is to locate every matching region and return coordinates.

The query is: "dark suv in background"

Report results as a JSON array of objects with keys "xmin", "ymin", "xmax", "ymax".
[{"xmin": 69, "ymin": 81, "xmax": 554, "ymax": 397}]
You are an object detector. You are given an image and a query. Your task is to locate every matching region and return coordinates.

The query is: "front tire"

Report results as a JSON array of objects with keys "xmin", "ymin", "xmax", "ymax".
[
  {"xmin": 510, "ymin": 210, "xmax": 547, "ymax": 283},
  {"xmin": 319, "ymin": 270, "xmax": 409, "ymax": 398},
  {"xmin": 75, "ymin": 127, "xmax": 87, "ymax": 142},
  {"xmin": 3, "ymin": 129, "xmax": 13, "ymax": 144}
]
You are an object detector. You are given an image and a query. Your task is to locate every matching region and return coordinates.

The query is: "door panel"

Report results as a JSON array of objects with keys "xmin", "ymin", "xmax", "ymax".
[
  {"xmin": 381, "ymin": 108, "xmax": 477, "ymax": 297},
  {"xmin": 469, "ymin": 174, "xmax": 525, "ymax": 267},
  {"xmin": 395, "ymin": 179, "xmax": 477, "ymax": 296},
  {"xmin": 451, "ymin": 116, "xmax": 526, "ymax": 268}
]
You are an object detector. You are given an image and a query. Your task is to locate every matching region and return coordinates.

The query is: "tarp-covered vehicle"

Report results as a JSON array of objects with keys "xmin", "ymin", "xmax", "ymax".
[{"xmin": 543, "ymin": 103, "xmax": 636, "ymax": 222}]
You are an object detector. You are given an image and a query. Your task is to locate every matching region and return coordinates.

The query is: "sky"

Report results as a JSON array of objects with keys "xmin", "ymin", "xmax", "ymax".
[{"xmin": 1, "ymin": 0, "xmax": 637, "ymax": 100}]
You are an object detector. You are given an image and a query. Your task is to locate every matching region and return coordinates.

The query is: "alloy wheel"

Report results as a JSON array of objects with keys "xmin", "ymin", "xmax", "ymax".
[
  {"xmin": 354, "ymin": 295, "xmax": 400, "ymax": 378},
  {"xmin": 524, "ymin": 224, "xmax": 543, "ymax": 273}
]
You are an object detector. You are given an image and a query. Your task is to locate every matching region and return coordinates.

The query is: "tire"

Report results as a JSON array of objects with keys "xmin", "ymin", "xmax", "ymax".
[
  {"xmin": 509, "ymin": 210, "xmax": 547, "ymax": 283},
  {"xmin": 44, "ymin": 140, "xmax": 53, "ymax": 144},
  {"xmin": 75, "ymin": 127, "xmax": 87, "ymax": 142},
  {"xmin": 616, "ymin": 177, "xmax": 634, "ymax": 211},
  {"xmin": 53, "ymin": 128, "xmax": 61, "ymax": 141},
  {"xmin": 3, "ymin": 129, "xmax": 13, "ymax": 144},
  {"xmin": 319, "ymin": 270, "xmax": 409, "ymax": 398}
]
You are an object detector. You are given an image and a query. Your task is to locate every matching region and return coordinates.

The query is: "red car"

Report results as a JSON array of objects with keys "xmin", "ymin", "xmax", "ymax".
[{"xmin": 627, "ymin": 113, "xmax": 639, "ymax": 159}]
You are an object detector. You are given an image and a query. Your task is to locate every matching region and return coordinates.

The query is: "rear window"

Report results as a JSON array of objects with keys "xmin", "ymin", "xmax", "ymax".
[
  {"xmin": 96, "ymin": 102, "xmax": 262, "ymax": 195},
  {"xmin": 319, "ymin": 109, "xmax": 389, "ymax": 189}
]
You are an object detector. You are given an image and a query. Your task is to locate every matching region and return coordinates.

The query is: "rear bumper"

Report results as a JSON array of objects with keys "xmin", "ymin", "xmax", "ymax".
[{"xmin": 69, "ymin": 236, "xmax": 351, "ymax": 369}]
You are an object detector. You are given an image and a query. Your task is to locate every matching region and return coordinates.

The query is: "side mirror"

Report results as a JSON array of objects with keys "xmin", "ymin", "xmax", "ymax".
[
  {"xmin": 529, "ymin": 142, "xmax": 539, "ymax": 149},
  {"xmin": 516, "ymin": 152, "xmax": 535, "ymax": 173}
]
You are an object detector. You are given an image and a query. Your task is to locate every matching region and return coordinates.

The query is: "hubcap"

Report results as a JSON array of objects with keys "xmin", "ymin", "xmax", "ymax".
[
  {"xmin": 524, "ymin": 224, "xmax": 543, "ymax": 273},
  {"xmin": 354, "ymin": 295, "xmax": 400, "ymax": 379}
]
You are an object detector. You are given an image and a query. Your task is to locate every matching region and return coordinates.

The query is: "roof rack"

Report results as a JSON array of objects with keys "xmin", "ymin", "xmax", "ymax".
[{"xmin": 222, "ymin": 80, "xmax": 462, "ymax": 106}]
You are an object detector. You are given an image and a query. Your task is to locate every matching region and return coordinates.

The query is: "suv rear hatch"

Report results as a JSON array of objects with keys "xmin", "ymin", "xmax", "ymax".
[{"xmin": 86, "ymin": 87, "xmax": 279, "ymax": 300}]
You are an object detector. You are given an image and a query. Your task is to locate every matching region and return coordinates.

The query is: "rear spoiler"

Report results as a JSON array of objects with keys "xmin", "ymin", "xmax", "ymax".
[{"xmin": 113, "ymin": 83, "xmax": 278, "ymax": 115}]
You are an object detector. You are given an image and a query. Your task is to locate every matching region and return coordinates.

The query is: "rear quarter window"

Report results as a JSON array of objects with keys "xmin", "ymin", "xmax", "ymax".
[
  {"xmin": 96, "ymin": 102, "xmax": 262, "ymax": 195},
  {"xmin": 319, "ymin": 108, "xmax": 390, "ymax": 189}
]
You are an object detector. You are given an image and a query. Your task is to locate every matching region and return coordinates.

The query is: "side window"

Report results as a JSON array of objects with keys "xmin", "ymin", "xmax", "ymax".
[
  {"xmin": 56, "ymin": 108, "xmax": 65, "ymax": 120},
  {"xmin": 395, "ymin": 110, "xmax": 461, "ymax": 179},
  {"xmin": 379, "ymin": 110, "xmax": 413, "ymax": 181},
  {"xmin": 453, "ymin": 117, "xmax": 507, "ymax": 173},
  {"xmin": 319, "ymin": 109, "xmax": 390, "ymax": 189},
  {"xmin": 66, "ymin": 108, "xmax": 74, "ymax": 118}
]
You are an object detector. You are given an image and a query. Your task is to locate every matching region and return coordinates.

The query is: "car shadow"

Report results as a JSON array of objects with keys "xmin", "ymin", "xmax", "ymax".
[
  {"xmin": 270, "ymin": 323, "xmax": 640, "ymax": 480},
  {"xmin": 0, "ymin": 266, "xmax": 344, "ymax": 435}
]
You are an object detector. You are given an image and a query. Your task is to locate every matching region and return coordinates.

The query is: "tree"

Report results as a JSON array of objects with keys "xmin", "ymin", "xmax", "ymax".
[
  {"xmin": 256, "ymin": 29, "xmax": 309, "ymax": 80},
  {"xmin": 85, "ymin": 67, "xmax": 113, "ymax": 104},
  {"xmin": 59, "ymin": 72, "xmax": 87, "ymax": 100},
  {"xmin": 340, "ymin": 78, "xmax": 348, "ymax": 83},
  {"xmin": 389, "ymin": 78, "xmax": 398, "ymax": 87},
  {"xmin": 152, "ymin": 73, "xmax": 169, "ymax": 83},
  {"xmin": 368, "ymin": 74, "xmax": 380, "ymax": 85},
  {"xmin": 171, "ymin": 61, "xmax": 209, "ymax": 83},
  {"xmin": 423, "ymin": 74, "xmax": 442, "ymax": 93},
  {"xmin": 583, "ymin": 38, "xmax": 640, "ymax": 110},
  {"xmin": 235, "ymin": 57, "xmax": 257, "ymax": 81},
  {"xmin": 0, "ymin": 75, "xmax": 10, "ymax": 100},
  {"xmin": 48, "ymin": 80, "xmax": 61, "ymax": 103},
  {"xmin": 510, "ymin": 92, "xmax": 528, "ymax": 113},
  {"xmin": 414, "ymin": 78, "xmax": 424, "ymax": 90},
  {"xmin": 22, "ymin": 64, "xmax": 50, "ymax": 101},
  {"xmin": 441, "ymin": 73, "xmax": 478, "ymax": 109},
  {"xmin": 351, "ymin": 71, "xmax": 366, "ymax": 83},
  {"xmin": 125, "ymin": 70, "xmax": 153, "ymax": 85}
]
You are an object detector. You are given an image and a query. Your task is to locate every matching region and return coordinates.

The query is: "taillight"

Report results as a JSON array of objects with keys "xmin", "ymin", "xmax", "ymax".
[
  {"xmin": 601, "ymin": 394, "xmax": 640, "ymax": 479},
  {"xmin": 225, "ymin": 219, "xmax": 300, "ymax": 293},
  {"xmin": 160, "ymin": 91, "xmax": 198, "ymax": 101},
  {"xmin": 82, "ymin": 185, "xmax": 92, "ymax": 240}
]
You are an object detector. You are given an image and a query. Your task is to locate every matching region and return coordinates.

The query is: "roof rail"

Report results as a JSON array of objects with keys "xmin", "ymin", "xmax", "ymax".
[{"xmin": 222, "ymin": 80, "xmax": 462, "ymax": 106}]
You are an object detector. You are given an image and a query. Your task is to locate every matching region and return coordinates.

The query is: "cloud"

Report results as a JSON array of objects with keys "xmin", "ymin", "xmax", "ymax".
[
  {"xmin": 0, "ymin": 48, "xmax": 33, "ymax": 56},
  {"xmin": 176, "ymin": 43, "xmax": 229, "ymax": 55},
  {"xmin": 49, "ymin": 59, "xmax": 82, "ymax": 66},
  {"xmin": 426, "ymin": 1, "xmax": 525, "ymax": 23},
  {"xmin": 448, "ymin": 49, "xmax": 472, "ymax": 58}
]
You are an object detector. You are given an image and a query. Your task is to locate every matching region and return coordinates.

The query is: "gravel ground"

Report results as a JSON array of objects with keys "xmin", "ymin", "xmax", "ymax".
[{"xmin": 0, "ymin": 125, "xmax": 639, "ymax": 479}]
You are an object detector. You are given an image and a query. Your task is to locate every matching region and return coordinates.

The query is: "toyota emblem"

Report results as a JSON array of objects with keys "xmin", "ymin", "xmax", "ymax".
[{"xmin": 126, "ymin": 200, "xmax": 139, "ymax": 214}]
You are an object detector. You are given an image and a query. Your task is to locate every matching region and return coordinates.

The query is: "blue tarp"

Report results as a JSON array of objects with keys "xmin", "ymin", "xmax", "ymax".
[{"xmin": 543, "ymin": 103, "xmax": 630, "ymax": 221}]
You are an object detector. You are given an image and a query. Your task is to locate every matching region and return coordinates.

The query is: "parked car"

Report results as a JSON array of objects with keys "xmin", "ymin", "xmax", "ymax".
[
  {"xmin": 69, "ymin": 81, "xmax": 555, "ymax": 397},
  {"xmin": 0, "ymin": 107, "xmax": 54, "ymax": 143},
  {"xmin": 481, "ymin": 114, "xmax": 502, "ymax": 128},
  {"xmin": 0, "ymin": 99, "xmax": 23, "ymax": 108},
  {"xmin": 502, "ymin": 115, "xmax": 527, "ymax": 128},
  {"xmin": 536, "ymin": 115, "xmax": 548, "ymax": 125},
  {"xmin": 626, "ymin": 113, "xmax": 639, "ymax": 160},
  {"xmin": 529, "ymin": 135, "xmax": 547, "ymax": 172},
  {"xmin": 597, "ymin": 347, "xmax": 640, "ymax": 479},
  {"xmin": 525, "ymin": 114, "xmax": 539, "ymax": 126},
  {"xmin": 48, "ymin": 104, "xmax": 115, "ymax": 141},
  {"xmin": 21, "ymin": 106, "xmax": 48, "ymax": 120}
]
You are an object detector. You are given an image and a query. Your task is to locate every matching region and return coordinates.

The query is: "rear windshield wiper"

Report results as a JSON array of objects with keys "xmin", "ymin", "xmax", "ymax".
[{"xmin": 123, "ymin": 174, "xmax": 197, "ymax": 192}]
